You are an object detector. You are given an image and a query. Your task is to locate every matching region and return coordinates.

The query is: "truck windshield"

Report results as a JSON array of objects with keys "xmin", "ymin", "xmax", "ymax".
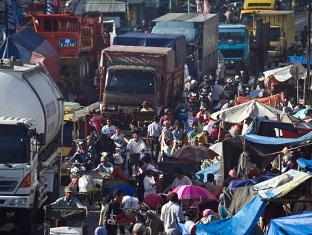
[
  {"xmin": 0, "ymin": 125, "xmax": 29, "ymax": 163},
  {"xmin": 219, "ymin": 31, "xmax": 245, "ymax": 43},
  {"xmin": 106, "ymin": 70, "xmax": 155, "ymax": 94},
  {"xmin": 241, "ymin": 13, "xmax": 253, "ymax": 26},
  {"xmin": 269, "ymin": 28, "xmax": 281, "ymax": 41}
]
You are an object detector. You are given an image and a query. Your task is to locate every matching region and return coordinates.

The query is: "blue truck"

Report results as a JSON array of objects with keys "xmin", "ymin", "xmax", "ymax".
[
  {"xmin": 150, "ymin": 13, "xmax": 219, "ymax": 78},
  {"xmin": 218, "ymin": 24, "xmax": 250, "ymax": 68}
]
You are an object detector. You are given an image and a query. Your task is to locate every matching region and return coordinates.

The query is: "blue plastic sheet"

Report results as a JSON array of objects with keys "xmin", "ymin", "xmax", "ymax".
[
  {"xmin": 297, "ymin": 158, "xmax": 312, "ymax": 172},
  {"xmin": 196, "ymin": 161, "xmax": 220, "ymax": 183},
  {"xmin": 266, "ymin": 211, "xmax": 312, "ymax": 235},
  {"xmin": 228, "ymin": 175, "xmax": 274, "ymax": 189},
  {"xmin": 195, "ymin": 195, "xmax": 266, "ymax": 235}
]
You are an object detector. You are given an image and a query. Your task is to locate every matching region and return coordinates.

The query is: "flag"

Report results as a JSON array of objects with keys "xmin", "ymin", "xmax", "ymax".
[
  {"xmin": 5, "ymin": 0, "xmax": 23, "ymax": 36},
  {"xmin": 45, "ymin": 0, "xmax": 55, "ymax": 14},
  {"xmin": 202, "ymin": 0, "xmax": 210, "ymax": 18}
]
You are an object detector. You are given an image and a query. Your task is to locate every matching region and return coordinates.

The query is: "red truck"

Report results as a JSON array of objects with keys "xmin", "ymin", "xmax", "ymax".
[
  {"xmin": 100, "ymin": 45, "xmax": 185, "ymax": 126},
  {"xmin": 26, "ymin": 13, "xmax": 110, "ymax": 105}
]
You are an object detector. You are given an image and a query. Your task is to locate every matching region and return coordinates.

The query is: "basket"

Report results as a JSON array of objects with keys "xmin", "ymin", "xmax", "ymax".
[{"xmin": 129, "ymin": 153, "xmax": 140, "ymax": 164}]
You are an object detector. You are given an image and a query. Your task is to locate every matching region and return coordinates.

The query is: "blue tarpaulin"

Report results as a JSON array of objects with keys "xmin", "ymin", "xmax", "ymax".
[
  {"xmin": 288, "ymin": 56, "xmax": 312, "ymax": 67},
  {"xmin": 297, "ymin": 158, "xmax": 312, "ymax": 172},
  {"xmin": 228, "ymin": 175, "xmax": 274, "ymax": 189},
  {"xmin": 113, "ymin": 32, "xmax": 186, "ymax": 67},
  {"xmin": 196, "ymin": 161, "xmax": 220, "ymax": 183},
  {"xmin": 266, "ymin": 211, "xmax": 312, "ymax": 235},
  {"xmin": 243, "ymin": 130, "xmax": 312, "ymax": 145},
  {"xmin": 193, "ymin": 195, "xmax": 266, "ymax": 235}
]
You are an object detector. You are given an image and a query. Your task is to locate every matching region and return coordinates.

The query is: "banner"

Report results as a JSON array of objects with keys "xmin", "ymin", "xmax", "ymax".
[
  {"xmin": 45, "ymin": 0, "xmax": 55, "ymax": 14},
  {"xmin": 5, "ymin": 0, "xmax": 23, "ymax": 36}
]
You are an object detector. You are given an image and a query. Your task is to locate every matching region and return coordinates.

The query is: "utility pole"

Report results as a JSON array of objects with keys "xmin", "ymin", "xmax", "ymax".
[{"xmin": 307, "ymin": 0, "xmax": 311, "ymax": 105}]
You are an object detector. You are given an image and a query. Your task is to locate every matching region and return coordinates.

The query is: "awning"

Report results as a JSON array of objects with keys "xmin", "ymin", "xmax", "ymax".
[
  {"xmin": 254, "ymin": 169, "xmax": 312, "ymax": 199},
  {"xmin": 85, "ymin": 2, "xmax": 126, "ymax": 13},
  {"xmin": 263, "ymin": 62, "xmax": 306, "ymax": 82},
  {"xmin": 211, "ymin": 100, "xmax": 282, "ymax": 123}
]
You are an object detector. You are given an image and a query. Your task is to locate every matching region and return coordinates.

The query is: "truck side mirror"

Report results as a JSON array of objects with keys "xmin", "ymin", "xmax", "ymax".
[{"xmin": 37, "ymin": 133, "xmax": 46, "ymax": 145}]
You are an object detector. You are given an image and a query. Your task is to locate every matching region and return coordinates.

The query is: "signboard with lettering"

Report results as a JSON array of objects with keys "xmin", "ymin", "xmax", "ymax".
[{"xmin": 59, "ymin": 38, "xmax": 76, "ymax": 47}]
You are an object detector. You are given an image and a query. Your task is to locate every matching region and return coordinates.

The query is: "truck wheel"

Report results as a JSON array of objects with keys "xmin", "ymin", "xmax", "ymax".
[{"xmin": 16, "ymin": 207, "xmax": 36, "ymax": 234}]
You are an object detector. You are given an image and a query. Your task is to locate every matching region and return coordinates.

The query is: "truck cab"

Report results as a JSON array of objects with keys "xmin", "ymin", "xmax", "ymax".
[{"xmin": 218, "ymin": 24, "xmax": 250, "ymax": 68}]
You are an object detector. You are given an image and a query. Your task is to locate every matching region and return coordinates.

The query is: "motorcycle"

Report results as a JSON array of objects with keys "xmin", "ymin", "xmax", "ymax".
[
  {"xmin": 187, "ymin": 91, "xmax": 199, "ymax": 111},
  {"xmin": 199, "ymin": 87, "xmax": 210, "ymax": 109}
]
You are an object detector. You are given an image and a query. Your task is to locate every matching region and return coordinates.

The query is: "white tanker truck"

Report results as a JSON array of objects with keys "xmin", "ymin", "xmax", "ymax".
[{"xmin": 0, "ymin": 59, "xmax": 64, "ymax": 233}]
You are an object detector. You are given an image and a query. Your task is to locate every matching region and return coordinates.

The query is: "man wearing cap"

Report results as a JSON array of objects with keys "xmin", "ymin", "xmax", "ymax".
[
  {"xmin": 143, "ymin": 164, "xmax": 159, "ymax": 198},
  {"xmin": 147, "ymin": 116, "xmax": 162, "ymax": 163},
  {"xmin": 44, "ymin": 186, "xmax": 88, "ymax": 212},
  {"xmin": 224, "ymin": 78, "xmax": 236, "ymax": 100},
  {"xmin": 160, "ymin": 192, "xmax": 185, "ymax": 235},
  {"xmin": 92, "ymin": 152, "xmax": 113, "ymax": 173}
]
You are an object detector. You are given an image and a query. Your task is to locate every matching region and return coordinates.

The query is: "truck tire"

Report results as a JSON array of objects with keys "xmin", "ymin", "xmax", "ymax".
[{"xmin": 16, "ymin": 206, "xmax": 36, "ymax": 234}]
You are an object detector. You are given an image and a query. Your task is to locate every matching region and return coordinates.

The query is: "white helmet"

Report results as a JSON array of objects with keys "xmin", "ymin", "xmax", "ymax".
[
  {"xmin": 191, "ymin": 79, "xmax": 197, "ymax": 85},
  {"xmin": 70, "ymin": 167, "xmax": 80, "ymax": 174}
]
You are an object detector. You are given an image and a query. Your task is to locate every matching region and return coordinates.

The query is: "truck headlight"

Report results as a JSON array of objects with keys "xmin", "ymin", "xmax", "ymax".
[{"xmin": 9, "ymin": 198, "xmax": 27, "ymax": 206}]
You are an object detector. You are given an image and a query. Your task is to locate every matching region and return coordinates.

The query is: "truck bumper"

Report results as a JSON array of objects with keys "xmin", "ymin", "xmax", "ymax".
[{"xmin": 0, "ymin": 195, "xmax": 33, "ymax": 209}]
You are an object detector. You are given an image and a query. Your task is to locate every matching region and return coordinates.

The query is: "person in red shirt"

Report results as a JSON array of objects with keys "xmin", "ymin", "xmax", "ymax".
[
  {"xmin": 196, "ymin": 106, "xmax": 210, "ymax": 123},
  {"xmin": 210, "ymin": 121, "xmax": 225, "ymax": 142},
  {"xmin": 92, "ymin": 111, "xmax": 105, "ymax": 132},
  {"xmin": 112, "ymin": 154, "xmax": 131, "ymax": 182},
  {"xmin": 160, "ymin": 108, "xmax": 174, "ymax": 127}
]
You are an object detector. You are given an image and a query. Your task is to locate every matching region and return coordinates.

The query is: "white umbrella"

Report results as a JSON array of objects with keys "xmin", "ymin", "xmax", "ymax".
[{"xmin": 211, "ymin": 100, "xmax": 282, "ymax": 123}]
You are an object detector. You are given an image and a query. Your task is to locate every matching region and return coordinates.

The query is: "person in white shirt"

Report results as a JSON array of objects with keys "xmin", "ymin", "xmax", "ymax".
[
  {"xmin": 101, "ymin": 118, "xmax": 116, "ymax": 137},
  {"xmin": 163, "ymin": 168, "xmax": 192, "ymax": 193},
  {"xmin": 211, "ymin": 81, "xmax": 228, "ymax": 107},
  {"xmin": 126, "ymin": 130, "xmax": 147, "ymax": 176},
  {"xmin": 143, "ymin": 165, "xmax": 159, "ymax": 198},
  {"xmin": 160, "ymin": 192, "xmax": 185, "ymax": 235}
]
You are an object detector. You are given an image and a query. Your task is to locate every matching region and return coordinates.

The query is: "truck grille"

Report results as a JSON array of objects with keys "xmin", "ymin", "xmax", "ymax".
[
  {"xmin": 221, "ymin": 49, "xmax": 244, "ymax": 58},
  {"xmin": 0, "ymin": 181, "xmax": 18, "ymax": 192}
]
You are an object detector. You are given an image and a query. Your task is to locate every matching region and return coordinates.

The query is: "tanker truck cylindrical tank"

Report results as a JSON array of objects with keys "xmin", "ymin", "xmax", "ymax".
[{"xmin": 0, "ymin": 64, "xmax": 64, "ymax": 150}]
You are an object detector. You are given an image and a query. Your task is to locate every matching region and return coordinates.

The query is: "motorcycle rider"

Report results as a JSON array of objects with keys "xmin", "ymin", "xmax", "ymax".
[
  {"xmin": 126, "ymin": 130, "xmax": 147, "ymax": 176},
  {"xmin": 101, "ymin": 118, "xmax": 116, "ymax": 137},
  {"xmin": 160, "ymin": 108, "xmax": 175, "ymax": 127},
  {"xmin": 175, "ymin": 95, "xmax": 190, "ymax": 127},
  {"xmin": 235, "ymin": 58, "xmax": 248, "ymax": 75},
  {"xmin": 224, "ymin": 78, "xmax": 236, "ymax": 100},
  {"xmin": 68, "ymin": 139, "xmax": 93, "ymax": 171}
]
